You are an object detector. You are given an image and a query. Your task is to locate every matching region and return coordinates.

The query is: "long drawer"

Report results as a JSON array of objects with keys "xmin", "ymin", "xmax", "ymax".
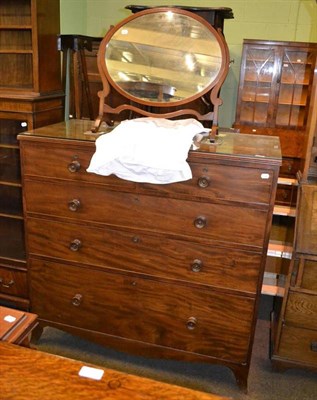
[
  {"xmin": 24, "ymin": 179, "xmax": 268, "ymax": 248},
  {"xmin": 26, "ymin": 217, "xmax": 262, "ymax": 294},
  {"xmin": 20, "ymin": 141, "xmax": 274, "ymax": 205},
  {"xmin": 30, "ymin": 258, "xmax": 254, "ymax": 363}
]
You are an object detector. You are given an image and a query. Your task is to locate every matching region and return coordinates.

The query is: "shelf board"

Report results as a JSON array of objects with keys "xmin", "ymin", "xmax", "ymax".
[
  {"xmin": 262, "ymin": 272, "xmax": 286, "ymax": 297},
  {"xmin": 273, "ymin": 205, "xmax": 296, "ymax": 217},
  {"xmin": 267, "ymin": 240, "xmax": 293, "ymax": 259},
  {"xmin": 277, "ymin": 177, "xmax": 298, "ymax": 186}
]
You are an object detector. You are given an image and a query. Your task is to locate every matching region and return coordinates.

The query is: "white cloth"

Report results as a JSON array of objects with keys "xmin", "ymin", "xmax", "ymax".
[{"xmin": 87, "ymin": 118, "xmax": 207, "ymax": 184}]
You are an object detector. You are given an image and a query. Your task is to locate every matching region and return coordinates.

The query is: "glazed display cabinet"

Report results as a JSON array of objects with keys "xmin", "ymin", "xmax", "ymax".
[
  {"xmin": 0, "ymin": 0, "xmax": 63, "ymax": 309},
  {"xmin": 234, "ymin": 39, "xmax": 317, "ymax": 191}
]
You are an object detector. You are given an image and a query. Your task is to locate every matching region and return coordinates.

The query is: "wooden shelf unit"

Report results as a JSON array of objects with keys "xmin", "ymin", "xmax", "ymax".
[{"xmin": 0, "ymin": 0, "xmax": 64, "ymax": 310}]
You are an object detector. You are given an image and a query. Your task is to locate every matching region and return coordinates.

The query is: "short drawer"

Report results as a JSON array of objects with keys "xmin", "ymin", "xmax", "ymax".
[
  {"xmin": 20, "ymin": 141, "xmax": 275, "ymax": 205},
  {"xmin": 285, "ymin": 292, "xmax": 317, "ymax": 330},
  {"xmin": 27, "ymin": 217, "xmax": 262, "ymax": 294},
  {"xmin": 20, "ymin": 141, "xmax": 136, "ymax": 189},
  {"xmin": 300, "ymin": 258, "xmax": 317, "ymax": 291},
  {"xmin": 24, "ymin": 179, "xmax": 268, "ymax": 248},
  {"xmin": 278, "ymin": 325, "xmax": 317, "ymax": 366},
  {"xmin": 0, "ymin": 266, "xmax": 28, "ymax": 298},
  {"xmin": 30, "ymin": 259, "xmax": 254, "ymax": 363}
]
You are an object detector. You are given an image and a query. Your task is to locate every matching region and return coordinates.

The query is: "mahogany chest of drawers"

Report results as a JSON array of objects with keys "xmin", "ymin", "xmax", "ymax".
[{"xmin": 18, "ymin": 119, "xmax": 281, "ymax": 391}]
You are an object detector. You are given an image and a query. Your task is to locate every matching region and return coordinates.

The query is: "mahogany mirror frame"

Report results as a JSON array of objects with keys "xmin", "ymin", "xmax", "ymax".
[{"xmin": 93, "ymin": 7, "xmax": 230, "ymax": 136}]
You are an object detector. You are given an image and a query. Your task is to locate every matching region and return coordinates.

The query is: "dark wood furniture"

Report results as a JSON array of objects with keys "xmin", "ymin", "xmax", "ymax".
[
  {"xmin": 0, "ymin": 0, "xmax": 64, "ymax": 310},
  {"xmin": 19, "ymin": 118, "xmax": 281, "ymax": 391},
  {"xmin": 233, "ymin": 39, "xmax": 317, "ymax": 207},
  {"xmin": 0, "ymin": 306, "xmax": 38, "ymax": 346},
  {"xmin": 125, "ymin": 5, "xmax": 234, "ymax": 33},
  {"xmin": 0, "ymin": 342, "xmax": 230, "ymax": 400}
]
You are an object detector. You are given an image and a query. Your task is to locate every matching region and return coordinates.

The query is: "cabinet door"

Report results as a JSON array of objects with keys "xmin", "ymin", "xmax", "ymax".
[
  {"xmin": 0, "ymin": 118, "xmax": 28, "ymax": 262},
  {"xmin": 276, "ymin": 47, "xmax": 316, "ymax": 129},
  {"xmin": 236, "ymin": 43, "xmax": 278, "ymax": 126},
  {"xmin": 295, "ymin": 184, "xmax": 317, "ymax": 254}
]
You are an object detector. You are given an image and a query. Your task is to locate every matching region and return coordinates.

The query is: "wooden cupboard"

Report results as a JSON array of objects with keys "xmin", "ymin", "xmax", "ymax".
[
  {"xmin": 0, "ymin": 0, "xmax": 63, "ymax": 310},
  {"xmin": 19, "ymin": 119, "xmax": 281, "ymax": 391}
]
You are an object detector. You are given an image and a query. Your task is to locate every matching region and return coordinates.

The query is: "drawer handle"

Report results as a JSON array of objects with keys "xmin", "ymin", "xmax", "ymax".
[
  {"xmin": 69, "ymin": 239, "xmax": 82, "ymax": 252},
  {"xmin": 194, "ymin": 216, "xmax": 207, "ymax": 229},
  {"xmin": 68, "ymin": 160, "xmax": 81, "ymax": 173},
  {"xmin": 197, "ymin": 176, "xmax": 209, "ymax": 188},
  {"xmin": 311, "ymin": 341, "xmax": 317, "ymax": 352},
  {"xmin": 71, "ymin": 294, "xmax": 83, "ymax": 307},
  {"xmin": 0, "ymin": 279, "xmax": 14, "ymax": 288},
  {"xmin": 186, "ymin": 317, "xmax": 197, "ymax": 330},
  {"xmin": 68, "ymin": 199, "xmax": 81, "ymax": 212},
  {"xmin": 191, "ymin": 259, "xmax": 203, "ymax": 273}
]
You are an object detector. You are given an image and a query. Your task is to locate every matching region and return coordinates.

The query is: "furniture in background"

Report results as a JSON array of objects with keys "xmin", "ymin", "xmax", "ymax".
[
  {"xmin": 271, "ymin": 72, "xmax": 317, "ymax": 373},
  {"xmin": 0, "ymin": 0, "xmax": 64, "ymax": 310},
  {"xmin": 19, "ymin": 118, "xmax": 281, "ymax": 392},
  {"xmin": 0, "ymin": 341, "xmax": 230, "ymax": 400},
  {"xmin": 58, "ymin": 34, "xmax": 102, "ymax": 121},
  {"xmin": 234, "ymin": 39, "xmax": 317, "ymax": 203},
  {"xmin": 234, "ymin": 39, "xmax": 317, "ymax": 298},
  {"xmin": 0, "ymin": 306, "xmax": 38, "ymax": 346}
]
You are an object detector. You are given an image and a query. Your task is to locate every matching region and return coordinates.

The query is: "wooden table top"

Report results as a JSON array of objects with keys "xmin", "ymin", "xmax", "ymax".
[
  {"xmin": 0, "ymin": 342, "xmax": 231, "ymax": 400},
  {"xmin": 0, "ymin": 306, "xmax": 38, "ymax": 345}
]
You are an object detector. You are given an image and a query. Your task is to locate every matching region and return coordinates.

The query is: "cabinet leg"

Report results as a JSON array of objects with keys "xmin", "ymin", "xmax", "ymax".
[
  {"xmin": 229, "ymin": 365, "xmax": 249, "ymax": 393},
  {"xmin": 30, "ymin": 324, "xmax": 44, "ymax": 346}
]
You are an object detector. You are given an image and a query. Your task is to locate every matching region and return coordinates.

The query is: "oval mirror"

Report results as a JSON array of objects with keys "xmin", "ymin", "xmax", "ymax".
[{"xmin": 100, "ymin": 8, "xmax": 227, "ymax": 106}]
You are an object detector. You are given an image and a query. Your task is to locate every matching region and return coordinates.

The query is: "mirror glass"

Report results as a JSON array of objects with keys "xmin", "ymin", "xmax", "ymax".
[{"xmin": 104, "ymin": 10, "xmax": 223, "ymax": 104}]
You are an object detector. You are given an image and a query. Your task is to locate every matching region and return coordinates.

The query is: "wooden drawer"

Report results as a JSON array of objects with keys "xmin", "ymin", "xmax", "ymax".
[
  {"xmin": 0, "ymin": 266, "xmax": 28, "ymax": 298},
  {"xmin": 20, "ymin": 142, "xmax": 274, "ymax": 205},
  {"xmin": 280, "ymin": 157, "xmax": 302, "ymax": 178},
  {"xmin": 30, "ymin": 259, "xmax": 254, "ymax": 363},
  {"xmin": 27, "ymin": 217, "xmax": 262, "ymax": 294},
  {"xmin": 24, "ymin": 180, "xmax": 268, "ymax": 248},
  {"xmin": 278, "ymin": 325, "xmax": 317, "ymax": 365},
  {"xmin": 285, "ymin": 292, "xmax": 317, "ymax": 330}
]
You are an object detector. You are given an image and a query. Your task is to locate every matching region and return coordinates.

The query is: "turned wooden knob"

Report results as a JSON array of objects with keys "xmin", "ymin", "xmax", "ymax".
[
  {"xmin": 68, "ymin": 199, "xmax": 81, "ymax": 212},
  {"xmin": 68, "ymin": 160, "xmax": 81, "ymax": 173},
  {"xmin": 69, "ymin": 239, "xmax": 82, "ymax": 252},
  {"xmin": 191, "ymin": 259, "xmax": 203, "ymax": 273},
  {"xmin": 197, "ymin": 176, "xmax": 209, "ymax": 188},
  {"xmin": 0, "ymin": 279, "xmax": 14, "ymax": 288},
  {"xmin": 71, "ymin": 294, "xmax": 83, "ymax": 307},
  {"xmin": 194, "ymin": 216, "xmax": 207, "ymax": 229},
  {"xmin": 186, "ymin": 317, "xmax": 197, "ymax": 330}
]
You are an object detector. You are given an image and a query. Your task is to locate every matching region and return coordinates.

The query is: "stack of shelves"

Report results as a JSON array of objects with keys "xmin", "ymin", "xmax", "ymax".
[{"xmin": 0, "ymin": 0, "xmax": 63, "ymax": 310}]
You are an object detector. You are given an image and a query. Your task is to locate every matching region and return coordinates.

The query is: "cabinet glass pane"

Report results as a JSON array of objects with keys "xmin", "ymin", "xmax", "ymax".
[
  {"xmin": 0, "ymin": 119, "xmax": 28, "ymax": 146},
  {"xmin": 0, "ymin": 185, "xmax": 22, "ymax": 216},
  {"xmin": 240, "ymin": 48, "xmax": 275, "ymax": 125},
  {"xmin": 0, "ymin": 29, "xmax": 32, "ymax": 51},
  {"xmin": 0, "ymin": 147, "xmax": 20, "ymax": 184},
  {"xmin": 276, "ymin": 50, "xmax": 315, "ymax": 128},
  {"xmin": 0, "ymin": 216, "xmax": 25, "ymax": 260}
]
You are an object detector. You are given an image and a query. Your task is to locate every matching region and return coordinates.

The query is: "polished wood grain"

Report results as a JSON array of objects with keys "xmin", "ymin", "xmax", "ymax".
[
  {"xmin": 19, "ymin": 119, "xmax": 281, "ymax": 391},
  {"xmin": 0, "ymin": 342, "xmax": 230, "ymax": 400}
]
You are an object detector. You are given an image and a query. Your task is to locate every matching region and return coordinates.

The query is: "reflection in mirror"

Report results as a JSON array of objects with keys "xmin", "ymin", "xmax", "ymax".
[{"xmin": 105, "ymin": 11, "xmax": 223, "ymax": 103}]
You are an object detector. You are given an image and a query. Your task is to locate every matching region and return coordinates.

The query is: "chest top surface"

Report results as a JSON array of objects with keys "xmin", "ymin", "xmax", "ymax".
[{"xmin": 18, "ymin": 119, "xmax": 282, "ymax": 165}]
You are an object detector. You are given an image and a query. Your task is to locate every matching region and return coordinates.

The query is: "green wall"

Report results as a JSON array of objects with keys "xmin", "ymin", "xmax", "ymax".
[{"xmin": 60, "ymin": 0, "xmax": 317, "ymax": 127}]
